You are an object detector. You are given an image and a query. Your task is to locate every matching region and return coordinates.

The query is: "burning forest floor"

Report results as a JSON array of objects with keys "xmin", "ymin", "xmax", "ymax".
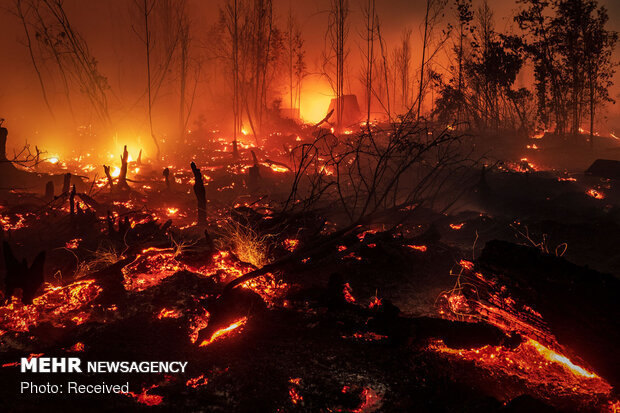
[{"xmin": 1, "ymin": 125, "xmax": 620, "ymax": 412}]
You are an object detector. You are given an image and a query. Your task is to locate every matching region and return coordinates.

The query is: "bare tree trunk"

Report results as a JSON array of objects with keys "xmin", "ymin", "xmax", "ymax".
[
  {"xmin": 179, "ymin": 18, "xmax": 189, "ymax": 141},
  {"xmin": 365, "ymin": 0, "xmax": 375, "ymax": 126},
  {"xmin": 589, "ymin": 75, "xmax": 595, "ymax": 150},
  {"xmin": 417, "ymin": 0, "xmax": 431, "ymax": 120},
  {"xmin": 142, "ymin": 0, "xmax": 160, "ymax": 161}
]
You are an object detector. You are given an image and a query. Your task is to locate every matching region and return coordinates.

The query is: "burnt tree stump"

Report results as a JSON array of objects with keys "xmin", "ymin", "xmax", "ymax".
[
  {"xmin": 163, "ymin": 167, "xmax": 171, "ymax": 189},
  {"xmin": 44, "ymin": 181, "xmax": 54, "ymax": 200},
  {"xmin": 0, "ymin": 127, "xmax": 7, "ymax": 162},
  {"xmin": 191, "ymin": 162, "xmax": 207, "ymax": 224},
  {"xmin": 2, "ymin": 242, "xmax": 45, "ymax": 304},
  {"xmin": 62, "ymin": 172, "xmax": 71, "ymax": 194},
  {"xmin": 103, "ymin": 165, "xmax": 114, "ymax": 190},
  {"xmin": 232, "ymin": 139, "xmax": 239, "ymax": 163},
  {"xmin": 117, "ymin": 145, "xmax": 131, "ymax": 191}
]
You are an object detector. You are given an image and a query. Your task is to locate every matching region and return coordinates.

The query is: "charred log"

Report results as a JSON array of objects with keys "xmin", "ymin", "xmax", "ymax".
[{"xmin": 475, "ymin": 240, "xmax": 620, "ymax": 389}]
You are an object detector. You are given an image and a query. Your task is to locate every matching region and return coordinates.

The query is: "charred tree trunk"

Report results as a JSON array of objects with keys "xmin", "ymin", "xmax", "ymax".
[
  {"xmin": 163, "ymin": 167, "xmax": 171, "ymax": 189},
  {"xmin": 0, "ymin": 127, "xmax": 7, "ymax": 162},
  {"xmin": 118, "ymin": 145, "xmax": 130, "ymax": 191},
  {"xmin": 190, "ymin": 162, "xmax": 207, "ymax": 224},
  {"xmin": 2, "ymin": 242, "xmax": 45, "ymax": 305},
  {"xmin": 103, "ymin": 165, "xmax": 114, "ymax": 190},
  {"xmin": 44, "ymin": 181, "xmax": 54, "ymax": 200},
  {"xmin": 62, "ymin": 173, "xmax": 71, "ymax": 194}
]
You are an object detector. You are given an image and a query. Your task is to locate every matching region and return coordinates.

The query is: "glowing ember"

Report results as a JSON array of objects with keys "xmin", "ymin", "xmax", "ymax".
[
  {"xmin": 428, "ymin": 338, "xmax": 611, "ymax": 397},
  {"xmin": 343, "ymin": 332, "xmax": 388, "ymax": 341},
  {"xmin": 240, "ymin": 273, "xmax": 288, "ymax": 306},
  {"xmin": 199, "ymin": 317, "xmax": 247, "ymax": 347},
  {"xmin": 368, "ymin": 296, "xmax": 382, "ymax": 309},
  {"xmin": 283, "ymin": 238, "xmax": 299, "ymax": 252},
  {"xmin": 289, "ymin": 378, "xmax": 303, "ymax": 405},
  {"xmin": 343, "ymin": 283, "xmax": 356, "ymax": 303},
  {"xmin": 340, "ymin": 386, "xmax": 383, "ymax": 413},
  {"xmin": 122, "ymin": 247, "xmax": 183, "ymax": 292},
  {"xmin": 268, "ymin": 164, "xmax": 289, "ymax": 173},
  {"xmin": 186, "ymin": 374, "xmax": 208, "ymax": 388},
  {"xmin": 0, "ymin": 280, "xmax": 101, "ymax": 335},
  {"xmin": 586, "ymin": 189, "xmax": 605, "ymax": 199},
  {"xmin": 447, "ymin": 292, "xmax": 471, "ymax": 314},
  {"xmin": 449, "ymin": 223, "xmax": 464, "ymax": 230},
  {"xmin": 69, "ymin": 342, "xmax": 85, "ymax": 352},
  {"xmin": 123, "ymin": 384, "xmax": 163, "ymax": 406},
  {"xmin": 166, "ymin": 207, "xmax": 179, "ymax": 215},
  {"xmin": 157, "ymin": 308, "xmax": 183, "ymax": 319},
  {"xmin": 407, "ymin": 244, "xmax": 427, "ymax": 252},
  {"xmin": 189, "ymin": 310, "xmax": 210, "ymax": 343},
  {"xmin": 65, "ymin": 238, "xmax": 82, "ymax": 249},
  {"xmin": 0, "ymin": 213, "xmax": 32, "ymax": 231},
  {"xmin": 528, "ymin": 339, "xmax": 597, "ymax": 378},
  {"xmin": 458, "ymin": 260, "xmax": 474, "ymax": 270}
]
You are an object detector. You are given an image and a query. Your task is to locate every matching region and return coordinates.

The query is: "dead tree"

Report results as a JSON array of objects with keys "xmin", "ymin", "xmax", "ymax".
[
  {"xmin": 0, "ymin": 127, "xmax": 7, "ymax": 162},
  {"xmin": 247, "ymin": 150, "xmax": 261, "ymax": 189},
  {"xmin": 69, "ymin": 184, "xmax": 76, "ymax": 219},
  {"xmin": 416, "ymin": 0, "xmax": 449, "ymax": 120},
  {"xmin": 16, "ymin": 0, "xmax": 112, "ymax": 126},
  {"xmin": 323, "ymin": 0, "xmax": 349, "ymax": 129},
  {"xmin": 118, "ymin": 145, "xmax": 131, "ymax": 190},
  {"xmin": 163, "ymin": 167, "xmax": 171, "ymax": 189},
  {"xmin": 190, "ymin": 162, "xmax": 206, "ymax": 224},
  {"xmin": 361, "ymin": 0, "xmax": 377, "ymax": 125},
  {"xmin": 103, "ymin": 165, "xmax": 114, "ymax": 190},
  {"xmin": 232, "ymin": 139, "xmax": 240, "ymax": 163},
  {"xmin": 132, "ymin": 0, "xmax": 186, "ymax": 161},
  {"xmin": 62, "ymin": 172, "xmax": 71, "ymax": 194}
]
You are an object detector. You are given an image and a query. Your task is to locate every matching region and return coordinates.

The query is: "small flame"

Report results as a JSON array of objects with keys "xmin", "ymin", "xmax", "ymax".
[
  {"xmin": 586, "ymin": 189, "xmax": 605, "ymax": 199},
  {"xmin": 123, "ymin": 384, "xmax": 163, "ymax": 406}
]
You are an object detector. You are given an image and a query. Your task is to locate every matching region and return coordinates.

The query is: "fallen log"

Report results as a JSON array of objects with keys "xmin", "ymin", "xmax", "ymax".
[{"xmin": 475, "ymin": 240, "xmax": 620, "ymax": 389}]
